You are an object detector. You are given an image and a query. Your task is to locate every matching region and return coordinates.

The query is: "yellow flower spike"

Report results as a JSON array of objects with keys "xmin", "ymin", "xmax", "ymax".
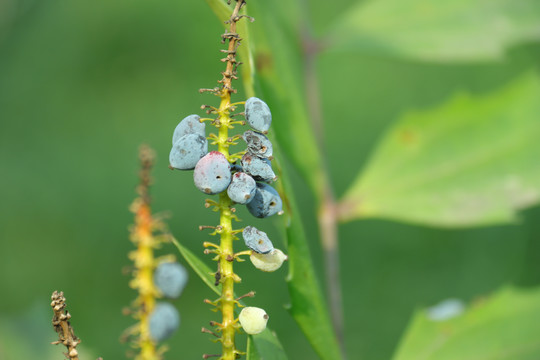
[{"xmin": 126, "ymin": 145, "xmax": 164, "ymax": 360}]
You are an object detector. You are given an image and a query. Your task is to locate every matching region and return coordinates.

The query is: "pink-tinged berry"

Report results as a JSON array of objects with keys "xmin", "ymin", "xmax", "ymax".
[{"xmin": 193, "ymin": 151, "xmax": 231, "ymax": 195}]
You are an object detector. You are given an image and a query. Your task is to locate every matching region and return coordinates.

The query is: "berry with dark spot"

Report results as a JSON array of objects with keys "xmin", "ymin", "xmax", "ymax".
[
  {"xmin": 243, "ymin": 130, "xmax": 273, "ymax": 159},
  {"xmin": 227, "ymin": 172, "xmax": 256, "ymax": 204},
  {"xmin": 246, "ymin": 182, "xmax": 282, "ymax": 218},
  {"xmin": 242, "ymin": 226, "xmax": 274, "ymax": 254},
  {"xmin": 238, "ymin": 307, "xmax": 269, "ymax": 335},
  {"xmin": 172, "ymin": 114, "xmax": 205, "ymax": 145},
  {"xmin": 245, "ymin": 97, "xmax": 271, "ymax": 133},
  {"xmin": 241, "ymin": 154, "xmax": 276, "ymax": 182},
  {"xmin": 193, "ymin": 151, "xmax": 232, "ymax": 194},
  {"xmin": 169, "ymin": 134, "xmax": 208, "ymax": 170},
  {"xmin": 149, "ymin": 302, "xmax": 180, "ymax": 342},
  {"xmin": 154, "ymin": 262, "xmax": 188, "ymax": 299}
]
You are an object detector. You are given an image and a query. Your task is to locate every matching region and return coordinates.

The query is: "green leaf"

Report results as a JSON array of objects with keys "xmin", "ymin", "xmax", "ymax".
[
  {"xmin": 393, "ymin": 287, "xmax": 540, "ymax": 360},
  {"xmin": 172, "ymin": 237, "xmax": 219, "ymax": 296},
  {"xmin": 339, "ymin": 72, "xmax": 540, "ymax": 227},
  {"xmin": 246, "ymin": 336, "xmax": 260, "ymax": 360},
  {"xmin": 328, "ymin": 0, "xmax": 540, "ymax": 62},
  {"xmin": 246, "ymin": 0, "xmax": 327, "ymax": 199},
  {"xmin": 248, "ymin": 331, "xmax": 288, "ymax": 360},
  {"xmin": 171, "ymin": 237, "xmax": 288, "ymax": 359},
  {"xmin": 274, "ymin": 168, "xmax": 344, "ymax": 360}
]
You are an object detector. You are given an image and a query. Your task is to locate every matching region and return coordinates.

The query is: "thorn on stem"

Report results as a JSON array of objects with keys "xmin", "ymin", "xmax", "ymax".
[
  {"xmin": 236, "ymin": 291, "xmax": 255, "ymax": 301},
  {"xmin": 201, "ymin": 327, "xmax": 220, "ymax": 338},
  {"xmin": 202, "ymin": 354, "xmax": 222, "ymax": 359}
]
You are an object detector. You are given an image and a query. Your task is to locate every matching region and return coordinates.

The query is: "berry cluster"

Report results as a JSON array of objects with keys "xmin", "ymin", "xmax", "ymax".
[
  {"xmin": 169, "ymin": 97, "xmax": 287, "ymax": 341},
  {"xmin": 170, "ymin": 98, "xmax": 282, "ymax": 220}
]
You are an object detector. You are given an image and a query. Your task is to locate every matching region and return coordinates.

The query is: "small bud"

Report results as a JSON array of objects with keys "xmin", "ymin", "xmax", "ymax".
[
  {"xmin": 250, "ymin": 249, "xmax": 288, "ymax": 272},
  {"xmin": 238, "ymin": 307, "xmax": 268, "ymax": 335}
]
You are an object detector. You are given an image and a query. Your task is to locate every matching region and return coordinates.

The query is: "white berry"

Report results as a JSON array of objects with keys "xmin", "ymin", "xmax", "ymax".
[
  {"xmin": 250, "ymin": 249, "xmax": 288, "ymax": 272},
  {"xmin": 238, "ymin": 307, "xmax": 269, "ymax": 335}
]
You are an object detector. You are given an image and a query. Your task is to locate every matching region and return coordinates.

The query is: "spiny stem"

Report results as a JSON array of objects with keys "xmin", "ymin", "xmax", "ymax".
[{"xmin": 209, "ymin": 2, "xmax": 246, "ymax": 359}]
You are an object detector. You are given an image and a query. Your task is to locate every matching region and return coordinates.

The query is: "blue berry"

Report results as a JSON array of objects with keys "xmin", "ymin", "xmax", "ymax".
[
  {"xmin": 242, "ymin": 226, "xmax": 274, "ymax": 254},
  {"xmin": 245, "ymin": 97, "xmax": 271, "ymax": 133},
  {"xmin": 231, "ymin": 162, "xmax": 243, "ymax": 173},
  {"xmin": 149, "ymin": 302, "xmax": 180, "ymax": 342},
  {"xmin": 154, "ymin": 262, "xmax": 188, "ymax": 299},
  {"xmin": 241, "ymin": 154, "xmax": 276, "ymax": 182},
  {"xmin": 246, "ymin": 183, "xmax": 282, "ymax": 218},
  {"xmin": 227, "ymin": 172, "xmax": 256, "ymax": 204},
  {"xmin": 193, "ymin": 151, "xmax": 231, "ymax": 194},
  {"xmin": 172, "ymin": 114, "xmax": 205, "ymax": 145},
  {"xmin": 169, "ymin": 134, "xmax": 208, "ymax": 170},
  {"xmin": 243, "ymin": 130, "xmax": 273, "ymax": 159}
]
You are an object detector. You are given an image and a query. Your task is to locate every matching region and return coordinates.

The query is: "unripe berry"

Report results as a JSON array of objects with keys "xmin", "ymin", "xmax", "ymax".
[
  {"xmin": 227, "ymin": 172, "xmax": 256, "ymax": 204},
  {"xmin": 241, "ymin": 154, "xmax": 276, "ymax": 182},
  {"xmin": 245, "ymin": 97, "xmax": 272, "ymax": 133},
  {"xmin": 243, "ymin": 130, "xmax": 273, "ymax": 159},
  {"xmin": 169, "ymin": 134, "xmax": 208, "ymax": 170},
  {"xmin": 149, "ymin": 302, "xmax": 180, "ymax": 342},
  {"xmin": 172, "ymin": 114, "xmax": 205, "ymax": 145},
  {"xmin": 246, "ymin": 183, "xmax": 282, "ymax": 218},
  {"xmin": 250, "ymin": 249, "xmax": 288, "ymax": 272},
  {"xmin": 154, "ymin": 262, "xmax": 188, "ymax": 299},
  {"xmin": 238, "ymin": 307, "xmax": 269, "ymax": 335},
  {"xmin": 193, "ymin": 151, "xmax": 231, "ymax": 194},
  {"xmin": 242, "ymin": 226, "xmax": 274, "ymax": 254}
]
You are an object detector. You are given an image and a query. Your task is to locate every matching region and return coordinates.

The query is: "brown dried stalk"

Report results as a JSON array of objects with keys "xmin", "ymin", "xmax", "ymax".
[{"xmin": 51, "ymin": 290, "xmax": 81, "ymax": 360}]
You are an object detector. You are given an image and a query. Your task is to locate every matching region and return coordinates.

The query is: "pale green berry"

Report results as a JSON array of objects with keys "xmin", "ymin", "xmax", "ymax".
[
  {"xmin": 238, "ymin": 307, "xmax": 269, "ymax": 335},
  {"xmin": 250, "ymin": 249, "xmax": 287, "ymax": 272}
]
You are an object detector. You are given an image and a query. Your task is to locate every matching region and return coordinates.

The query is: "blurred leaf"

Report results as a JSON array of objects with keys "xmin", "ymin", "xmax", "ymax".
[
  {"xmin": 393, "ymin": 287, "xmax": 540, "ymax": 360},
  {"xmin": 340, "ymin": 72, "xmax": 540, "ymax": 227},
  {"xmin": 328, "ymin": 0, "xmax": 540, "ymax": 62},
  {"xmin": 204, "ymin": 0, "xmax": 255, "ymax": 96},
  {"xmin": 273, "ymin": 165, "xmax": 343, "ymax": 360},
  {"xmin": 171, "ymin": 237, "xmax": 288, "ymax": 359},
  {"xmin": 246, "ymin": 0, "xmax": 326, "ymax": 199}
]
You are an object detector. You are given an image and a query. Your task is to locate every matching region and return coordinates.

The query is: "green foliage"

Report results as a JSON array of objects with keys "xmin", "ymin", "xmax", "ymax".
[
  {"xmin": 172, "ymin": 238, "xmax": 288, "ymax": 359},
  {"xmin": 329, "ymin": 0, "xmax": 540, "ymax": 62},
  {"xmin": 247, "ymin": 0, "xmax": 327, "ymax": 200},
  {"xmin": 278, "ymin": 174, "xmax": 343, "ymax": 360},
  {"xmin": 172, "ymin": 237, "xmax": 220, "ymax": 296},
  {"xmin": 340, "ymin": 72, "xmax": 540, "ymax": 227},
  {"xmin": 394, "ymin": 287, "xmax": 540, "ymax": 360},
  {"xmin": 246, "ymin": 331, "xmax": 288, "ymax": 360},
  {"xmin": 2, "ymin": 0, "xmax": 540, "ymax": 359}
]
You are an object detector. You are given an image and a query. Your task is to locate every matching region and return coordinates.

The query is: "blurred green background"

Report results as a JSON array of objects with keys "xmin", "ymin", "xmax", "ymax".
[{"xmin": 1, "ymin": 0, "xmax": 540, "ymax": 359}]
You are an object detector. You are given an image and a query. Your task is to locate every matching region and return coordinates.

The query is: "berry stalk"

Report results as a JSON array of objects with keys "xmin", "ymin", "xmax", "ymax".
[{"xmin": 215, "ymin": 2, "xmax": 244, "ymax": 359}]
